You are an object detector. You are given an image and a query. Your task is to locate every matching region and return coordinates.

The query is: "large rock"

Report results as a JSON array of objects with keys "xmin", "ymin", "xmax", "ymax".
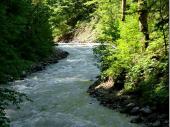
[
  {"xmin": 31, "ymin": 64, "xmax": 44, "ymax": 72},
  {"xmin": 163, "ymin": 120, "xmax": 169, "ymax": 124},
  {"xmin": 126, "ymin": 103, "xmax": 136, "ymax": 109},
  {"xmin": 158, "ymin": 114, "xmax": 168, "ymax": 119},
  {"xmin": 130, "ymin": 107, "xmax": 140, "ymax": 115},
  {"xmin": 140, "ymin": 106, "xmax": 152, "ymax": 115},
  {"xmin": 55, "ymin": 48, "xmax": 69, "ymax": 59}
]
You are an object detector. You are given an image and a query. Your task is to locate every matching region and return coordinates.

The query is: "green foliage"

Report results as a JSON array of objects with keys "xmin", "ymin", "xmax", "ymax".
[
  {"xmin": 124, "ymin": 42, "xmax": 168, "ymax": 105},
  {"xmin": 0, "ymin": 88, "xmax": 30, "ymax": 127},
  {"xmin": 94, "ymin": 14, "xmax": 143, "ymax": 80},
  {"xmin": 18, "ymin": 2, "xmax": 53, "ymax": 61},
  {"xmin": 87, "ymin": 0, "xmax": 120, "ymax": 43},
  {"xmin": 47, "ymin": 0, "xmax": 95, "ymax": 38},
  {"xmin": 0, "ymin": 0, "xmax": 168, "ymax": 125},
  {"xmin": 0, "ymin": 0, "xmax": 53, "ymax": 83},
  {"xmin": 92, "ymin": 0, "xmax": 168, "ymax": 106},
  {"xmin": 0, "ymin": 0, "xmax": 54, "ymax": 126},
  {"xmin": 0, "ymin": 0, "xmax": 94, "ymax": 125}
]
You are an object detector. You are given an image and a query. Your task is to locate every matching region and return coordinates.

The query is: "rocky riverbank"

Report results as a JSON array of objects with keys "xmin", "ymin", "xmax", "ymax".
[
  {"xmin": 19, "ymin": 47, "xmax": 69, "ymax": 79},
  {"xmin": 87, "ymin": 79, "xmax": 169, "ymax": 127}
]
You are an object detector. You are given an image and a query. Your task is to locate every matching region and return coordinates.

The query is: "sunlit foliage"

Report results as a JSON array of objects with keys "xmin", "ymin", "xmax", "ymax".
[{"xmin": 93, "ymin": 0, "xmax": 169, "ymax": 106}]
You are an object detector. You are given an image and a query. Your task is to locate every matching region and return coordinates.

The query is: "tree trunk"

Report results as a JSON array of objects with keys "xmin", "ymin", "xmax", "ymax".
[
  {"xmin": 138, "ymin": 0, "xmax": 149, "ymax": 48},
  {"xmin": 122, "ymin": 0, "xmax": 126, "ymax": 21}
]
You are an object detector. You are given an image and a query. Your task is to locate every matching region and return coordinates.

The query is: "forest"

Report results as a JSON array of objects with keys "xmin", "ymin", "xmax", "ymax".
[{"xmin": 0, "ymin": 0, "xmax": 169, "ymax": 127}]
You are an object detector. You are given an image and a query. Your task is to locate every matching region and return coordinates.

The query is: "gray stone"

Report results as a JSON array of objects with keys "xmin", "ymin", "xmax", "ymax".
[
  {"xmin": 152, "ymin": 121, "xmax": 161, "ymax": 127},
  {"xmin": 130, "ymin": 107, "xmax": 140, "ymax": 115},
  {"xmin": 163, "ymin": 120, "xmax": 169, "ymax": 124},
  {"xmin": 158, "ymin": 114, "xmax": 168, "ymax": 119},
  {"xmin": 140, "ymin": 106, "xmax": 152, "ymax": 115},
  {"xmin": 126, "ymin": 103, "xmax": 136, "ymax": 108}
]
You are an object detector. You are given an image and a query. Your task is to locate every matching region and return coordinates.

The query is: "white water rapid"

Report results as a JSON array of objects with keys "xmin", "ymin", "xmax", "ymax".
[{"xmin": 7, "ymin": 43, "xmax": 139, "ymax": 127}]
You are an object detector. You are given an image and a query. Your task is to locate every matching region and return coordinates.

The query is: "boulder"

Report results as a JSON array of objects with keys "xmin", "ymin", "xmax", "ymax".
[
  {"xmin": 158, "ymin": 114, "xmax": 168, "ymax": 119},
  {"xmin": 140, "ymin": 106, "xmax": 152, "ymax": 115},
  {"xmin": 163, "ymin": 120, "xmax": 169, "ymax": 124},
  {"xmin": 126, "ymin": 103, "xmax": 136, "ymax": 109},
  {"xmin": 31, "ymin": 64, "xmax": 44, "ymax": 72},
  {"xmin": 130, "ymin": 107, "xmax": 140, "ymax": 115}
]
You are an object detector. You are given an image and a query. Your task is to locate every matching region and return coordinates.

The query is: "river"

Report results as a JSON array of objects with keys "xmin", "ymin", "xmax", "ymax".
[{"xmin": 7, "ymin": 43, "xmax": 139, "ymax": 127}]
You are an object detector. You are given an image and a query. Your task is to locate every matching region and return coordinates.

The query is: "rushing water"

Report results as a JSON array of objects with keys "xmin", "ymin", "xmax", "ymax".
[{"xmin": 7, "ymin": 43, "xmax": 139, "ymax": 127}]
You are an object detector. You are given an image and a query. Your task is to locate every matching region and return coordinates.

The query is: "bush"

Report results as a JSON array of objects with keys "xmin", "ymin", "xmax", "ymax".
[
  {"xmin": 0, "ymin": 0, "xmax": 53, "ymax": 83},
  {"xmin": 0, "ymin": 1, "xmax": 54, "ymax": 126},
  {"xmin": 92, "ymin": 0, "xmax": 168, "ymax": 107}
]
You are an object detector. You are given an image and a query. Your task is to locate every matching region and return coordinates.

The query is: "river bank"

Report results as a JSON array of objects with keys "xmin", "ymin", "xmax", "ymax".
[
  {"xmin": 8, "ymin": 47, "xmax": 69, "ymax": 82},
  {"xmin": 88, "ymin": 78, "xmax": 169, "ymax": 127},
  {"xmin": 0, "ymin": 46, "xmax": 69, "ymax": 126}
]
